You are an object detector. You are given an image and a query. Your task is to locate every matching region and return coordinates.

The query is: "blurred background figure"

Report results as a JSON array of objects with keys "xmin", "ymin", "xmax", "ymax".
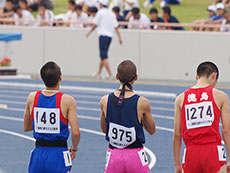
[
  {"xmin": 149, "ymin": 7, "xmax": 164, "ymax": 29},
  {"xmin": 128, "ymin": 7, "xmax": 150, "ymax": 29},
  {"xmin": 13, "ymin": 5, "xmax": 35, "ymax": 26},
  {"xmin": 28, "ymin": 0, "xmax": 53, "ymax": 12},
  {"xmin": 143, "ymin": 0, "xmax": 182, "ymax": 9},
  {"xmin": 36, "ymin": 3, "xmax": 54, "ymax": 26},
  {"xmin": 112, "ymin": 6, "xmax": 126, "ymax": 28},
  {"xmin": 71, "ymin": 5, "xmax": 88, "ymax": 28}
]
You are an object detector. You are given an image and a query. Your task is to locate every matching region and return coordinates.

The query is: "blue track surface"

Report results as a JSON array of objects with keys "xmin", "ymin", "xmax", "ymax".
[{"xmin": 0, "ymin": 78, "xmax": 228, "ymax": 173}]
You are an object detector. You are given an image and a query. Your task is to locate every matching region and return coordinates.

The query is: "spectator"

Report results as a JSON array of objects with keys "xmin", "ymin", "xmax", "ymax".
[
  {"xmin": 162, "ymin": 6, "xmax": 184, "ymax": 30},
  {"xmin": 149, "ymin": 7, "xmax": 164, "ymax": 29},
  {"xmin": 18, "ymin": 0, "xmax": 28, "ymax": 10},
  {"xmin": 112, "ymin": 6, "xmax": 126, "ymax": 28},
  {"xmin": 28, "ymin": 0, "xmax": 53, "ymax": 12},
  {"xmin": 220, "ymin": 11, "xmax": 230, "ymax": 31},
  {"xmin": 128, "ymin": 7, "xmax": 150, "ymax": 29},
  {"xmin": 192, "ymin": 4, "xmax": 217, "ymax": 31},
  {"xmin": 54, "ymin": 14, "xmax": 66, "ymax": 27},
  {"xmin": 88, "ymin": 6, "xmax": 97, "ymax": 20},
  {"xmin": 71, "ymin": 5, "xmax": 88, "ymax": 28},
  {"xmin": 124, "ymin": 0, "xmax": 139, "ymax": 18},
  {"xmin": 65, "ymin": 0, "xmax": 76, "ymax": 26},
  {"xmin": 36, "ymin": 3, "xmax": 54, "ymax": 26},
  {"xmin": 82, "ymin": 0, "xmax": 99, "ymax": 14},
  {"xmin": 13, "ymin": 5, "xmax": 35, "ymax": 26},
  {"xmin": 0, "ymin": 0, "xmax": 14, "ymax": 18}
]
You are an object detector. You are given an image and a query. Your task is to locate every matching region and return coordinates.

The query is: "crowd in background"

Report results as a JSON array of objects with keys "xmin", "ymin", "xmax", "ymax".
[{"xmin": 0, "ymin": 0, "xmax": 229, "ymax": 31}]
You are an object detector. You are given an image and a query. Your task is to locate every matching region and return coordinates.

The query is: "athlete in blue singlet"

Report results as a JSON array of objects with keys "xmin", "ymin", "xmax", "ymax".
[
  {"xmin": 23, "ymin": 61, "xmax": 81, "ymax": 173},
  {"xmin": 100, "ymin": 60, "xmax": 156, "ymax": 173}
]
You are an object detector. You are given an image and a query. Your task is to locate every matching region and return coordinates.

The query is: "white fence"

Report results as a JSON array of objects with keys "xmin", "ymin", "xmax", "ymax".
[{"xmin": 1, "ymin": 25, "xmax": 230, "ymax": 82}]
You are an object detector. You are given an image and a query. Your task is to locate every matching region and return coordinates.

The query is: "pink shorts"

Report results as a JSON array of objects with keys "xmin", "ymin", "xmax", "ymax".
[{"xmin": 104, "ymin": 147, "xmax": 150, "ymax": 173}]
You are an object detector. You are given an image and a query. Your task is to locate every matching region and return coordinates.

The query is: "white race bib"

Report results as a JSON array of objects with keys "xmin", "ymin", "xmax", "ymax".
[
  {"xmin": 108, "ymin": 122, "xmax": 136, "ymax": 149},
  {"xmin": 185, "ymin": 101, "xmax": 214, "ymax": 129},
  {"xmin": 138, "ymin": 149, "xmax": 148, "ymax": 166},
  {"xmin": 217, "ymin": 145, "xmax": 227, "ymax": 161},
  {"xmin": 34, "ymin": 107, "xmax": 60, "ymax": 134},
  {"xmin": 63, "ymin": 151, "xmax": 72, "ymax": 167}
]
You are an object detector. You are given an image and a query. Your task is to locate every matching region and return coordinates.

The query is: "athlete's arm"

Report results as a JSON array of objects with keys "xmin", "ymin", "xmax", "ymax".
[
  {"xmin": 100, "ymin": 95, "xmax": 108, "ymax": 133},
  {"xmin": 65, "ymin": 95, "xmax": 80, "ymax": 160},
  {"xmin": 23, "ymin": 92, "xmax": 35, "ymax": 131},
  {"xmin": 139, "ymin": 96, "xmax": 155, "ymax": 135},
  {"xmin": 173, "ymin": 93, "xmax": 184, "ymax": 173},
  {"xmin": 217, "ymin": 91, "xmax": 230, "ymax": 166}
]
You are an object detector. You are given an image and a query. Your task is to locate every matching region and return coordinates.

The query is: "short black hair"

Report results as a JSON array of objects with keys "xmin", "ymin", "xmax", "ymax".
[
  {"xmin": 40, "ymin": 61, "xmax": 61, "ymax": 87},
  {"xmin": 196, "ymin": 61, "xmax": 219, "ymax": 80},
  {"xmin": 19, "ymin": 0, "xmax": 27, "ymax": 5},
  {"xmin": 13, "ymin": 5, "xmax": 21, "ymax": 12},
  {"xmin": 149, "ymin": 7, "xmax": 158, "ymax": 14},
  {"xmin": 163, "ymin": 6, "xmax": 171, "ymax": 16},
  {"xmin": 68, "ymin": 0, "xmax": 75, "ymax": 6},
  {"xmin": 112, "ymin": 6, "xmax": 120, "ymax": 13},
  {"xmin": 75, "ymin": 5, "xmax": 82, "ymax": 11},
  {"xmin": 117, "ymin": 60, "xmax": 137, "ymax": 83},
  {"xmin": 6, "ymin": 0, "xmax": 14, "ymax": 3},
  {"xmin": 88, "ymin": 6, "xmax": 98, "ymax": 13},
  {"xmin": 38, "ymin": 2, "xmax": 47, "ymax": 8},
  {"xmin": 131, "ymin": 7, "xmax": 140, "ymax": 15}
]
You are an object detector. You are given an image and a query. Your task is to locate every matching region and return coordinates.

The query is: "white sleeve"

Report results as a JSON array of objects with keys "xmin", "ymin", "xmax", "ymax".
[
  {"xmin": 93, "ymin": 12, "xmax": 100, "ymax": 25},
  {"xmin": 112, "ymin": 13, "xmax": 118, "ymax": 28},
  {"xmin": 13, "ymin": 13, "xmax": 19, "ymax": 25}
]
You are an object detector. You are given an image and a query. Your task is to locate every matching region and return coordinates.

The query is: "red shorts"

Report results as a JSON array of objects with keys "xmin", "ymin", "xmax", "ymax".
[
  {"xmin": 182, "ymin": 144, "xmax": 226, "ymax": 173},
  {"xmin": 104, "ymin": 148, "xmax": 150, "ymax": 173}
]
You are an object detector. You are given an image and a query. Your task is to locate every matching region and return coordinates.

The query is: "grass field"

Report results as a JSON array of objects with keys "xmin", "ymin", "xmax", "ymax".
[{"xmin": 52, "ymin": 0, "xmax": 214, "ymax": 23}]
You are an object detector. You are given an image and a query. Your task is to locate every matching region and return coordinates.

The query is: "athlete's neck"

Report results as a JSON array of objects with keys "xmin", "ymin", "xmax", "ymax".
[
  {"xmin": 193, "ymin": 78, "xmax": 211, "ymax": 88},
  {"xmin": 44, "ymin": 86, "xmax": 60, "ymax": 93},
  {"xmin": 119, "ymin": 83, "xmax": 134, "ymax": 91}
]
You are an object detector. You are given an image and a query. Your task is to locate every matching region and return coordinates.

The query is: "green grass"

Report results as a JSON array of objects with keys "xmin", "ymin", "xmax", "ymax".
[{"xmin": 52, "ymin": 0, "xmax": 214, "ymax": 23}]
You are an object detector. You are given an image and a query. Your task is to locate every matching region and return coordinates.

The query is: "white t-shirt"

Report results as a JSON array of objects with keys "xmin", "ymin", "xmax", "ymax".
[
  {"xmin": 65, "ymin": 10, "xmax": 75, "ymax": 21},
  {"xmin": 128, "ymin": 13, "xmax": 150, "ymax": 29},
  {"xmin": 220, "ymin": 19, "xmax": 230, "ymax": 32},
  {"xmin": 93, "ymin": 8, "xmax": 118, "ymax": 37},
  {"xmin": 14, "ymin": 10, "xmax": 35, "ymax": 26},
  {"xmin": 124, "ymin": 0, "xmax": 139, "ymax": 11},
  {"xmin": 37, "ymin": 9, "xmax": 54, "ymax": 26},
  {"xmin": 71, "ymin": 11, "xmax": 88, "ymax": 28},
  {"xmin": 85, "ymin": 0, "xmax": 98, "ymax": 7}
]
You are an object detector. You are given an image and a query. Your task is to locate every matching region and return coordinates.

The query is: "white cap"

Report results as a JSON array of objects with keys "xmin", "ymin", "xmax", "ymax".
[
  {"xmin": 216, "ymin": 3, "xmax": 225, "ymax": 10},
  {"xmin": 99, "ymin": 0, "xmax": 108, "ymax": 6},
  {"xmin": 207, "ymin": 4, "xmax": 216, "ymax": 13}
]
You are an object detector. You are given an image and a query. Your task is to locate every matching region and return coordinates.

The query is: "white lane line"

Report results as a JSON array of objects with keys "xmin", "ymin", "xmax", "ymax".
[
  {"xmin": 0, "ymin": 126, "xmax": 157, "ymax": 169},
  {"xmin": 0, "ymin": 81, "xmax": 177, "ymax": 98}
]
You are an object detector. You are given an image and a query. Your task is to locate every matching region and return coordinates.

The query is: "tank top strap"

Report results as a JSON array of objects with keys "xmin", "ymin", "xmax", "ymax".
[
  {"xmin": 31, "ymin": 90, "xmax": 42, "ymax": 121},
  {"xmin": 56, "ymin": 92, "xmax": 68, "ymax": 125}
]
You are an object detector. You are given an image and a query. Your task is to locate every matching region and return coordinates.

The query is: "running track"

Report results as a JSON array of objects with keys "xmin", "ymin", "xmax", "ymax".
[{"xmin": 0, "ymin": 78, "xmax": 228, "ymax": 173}]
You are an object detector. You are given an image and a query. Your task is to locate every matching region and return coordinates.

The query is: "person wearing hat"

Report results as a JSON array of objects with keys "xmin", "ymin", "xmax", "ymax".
[
  {"xmin": 192, "ymin": 4, "xmax": 217, "ymax": 31},
  {"xmin": 86, "ymin": 0, "xmax": 123, "ymax": 80}
]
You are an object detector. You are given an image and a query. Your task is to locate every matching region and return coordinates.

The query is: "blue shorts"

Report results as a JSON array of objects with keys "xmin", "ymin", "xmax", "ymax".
[
  {"xmin": 29, "ymin": 147, "xmax": 72, "ymax": 173},
  {"xmin": 99, "ymin": 35, "xmax": 112, "ymax": 60}
]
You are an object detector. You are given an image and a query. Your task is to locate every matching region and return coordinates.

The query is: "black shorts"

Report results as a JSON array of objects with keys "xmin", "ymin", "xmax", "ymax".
[{"xmin": 99, "ymin": 35, "xmax": 112, "ymax": 60}]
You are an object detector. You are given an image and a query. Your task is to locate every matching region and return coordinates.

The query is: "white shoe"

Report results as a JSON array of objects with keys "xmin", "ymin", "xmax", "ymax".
[
  {"xmin": 93, "ymin": 73, "xmax": 102, "ymax": 79},
  {"xmin": 143, "ymin": 0, "xmax": 152, "ymax": 8},
  {"xmin": 104, "ymin": 75, "xmax": 114, "ymax": 80}
]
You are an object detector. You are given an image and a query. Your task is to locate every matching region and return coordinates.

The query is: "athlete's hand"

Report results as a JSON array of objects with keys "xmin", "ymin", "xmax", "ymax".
[
  {"xmin": 69, "ymin": 147, "xmax": 77, "ymax": 160},
  {"xmin": 119, "ymin": 38, "xmax": 123, "ymax": 45},
  {"xmin": 175, "ymin": 165, "xmax": 182, "ymax": 173},
  {"xmin": 227, "ymin": 163, "xmax": 230, "ymax": 173}
]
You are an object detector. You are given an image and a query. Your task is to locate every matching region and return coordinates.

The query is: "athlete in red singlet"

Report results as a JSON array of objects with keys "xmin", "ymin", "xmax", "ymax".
[{"xmin": 173, "ymin": 61, "xmax": 230, "ymax": 173}]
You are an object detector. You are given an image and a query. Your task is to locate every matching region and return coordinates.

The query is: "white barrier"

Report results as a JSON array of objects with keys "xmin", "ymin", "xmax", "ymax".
[{"xmin": 1, "ymin": 25, "xmax": 230, "ymax": 82}]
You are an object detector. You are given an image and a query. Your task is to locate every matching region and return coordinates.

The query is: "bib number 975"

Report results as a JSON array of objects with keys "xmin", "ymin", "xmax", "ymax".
[
  {"xmin": 185, "ymin": 101, "xmax": 214, "ymax": 129},
  {"xmin": 108, "ymin": 123, "xmax": 136, "ymax": 149},
  {"xmin": 34, "ymin": 107, "xmax": 60, "ymax": 134}
]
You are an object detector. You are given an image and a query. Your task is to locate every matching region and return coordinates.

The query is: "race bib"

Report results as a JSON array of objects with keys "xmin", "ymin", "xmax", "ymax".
[
  {"xmin": 138, "ymin": 149, "xmax": 148, "ymax": 166},
  {"xmin": 217, "ymin": 145, "xmax": 227, "ymax": 161},
  {"xmin": 108, "ymin": 122, "xmax": 136, "ymax": 149},
  {"xmin": 105, "ymin": 151, "xmax": 111, "ymax": 167},
  {"xmin": 185, "ymin": 101, "xmax": 214, "ymax": 129},
  {"xmin": 34, "ymin": 107, "xmax": 60, "ymax": 134},
  {"xmin": 63, "ymin": 151, "xmax": 72, "ymax": 167}
]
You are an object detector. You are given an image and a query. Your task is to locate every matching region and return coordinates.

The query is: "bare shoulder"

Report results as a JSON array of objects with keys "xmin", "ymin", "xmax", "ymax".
[
  {"xmin": 62, "ymin": 94, "xmax": 76, "ymax": 106},
  {"xmin": 175, "ymin": 93, "xmax": 184, "ymax": 108},
  {"xmin": 100, "ymin": 95, "xmax": 109, "ymax": 106},
  {"xmin": 213, "ymin": 88, "xmax": 229, "ymax": 103},
  {"xmin": 27, "ymin": 92, "xmax": 36, "ymax": 103},
  {"xmin": 138, "ymin": 96, "xmax": 151, "ymax": 108}
]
